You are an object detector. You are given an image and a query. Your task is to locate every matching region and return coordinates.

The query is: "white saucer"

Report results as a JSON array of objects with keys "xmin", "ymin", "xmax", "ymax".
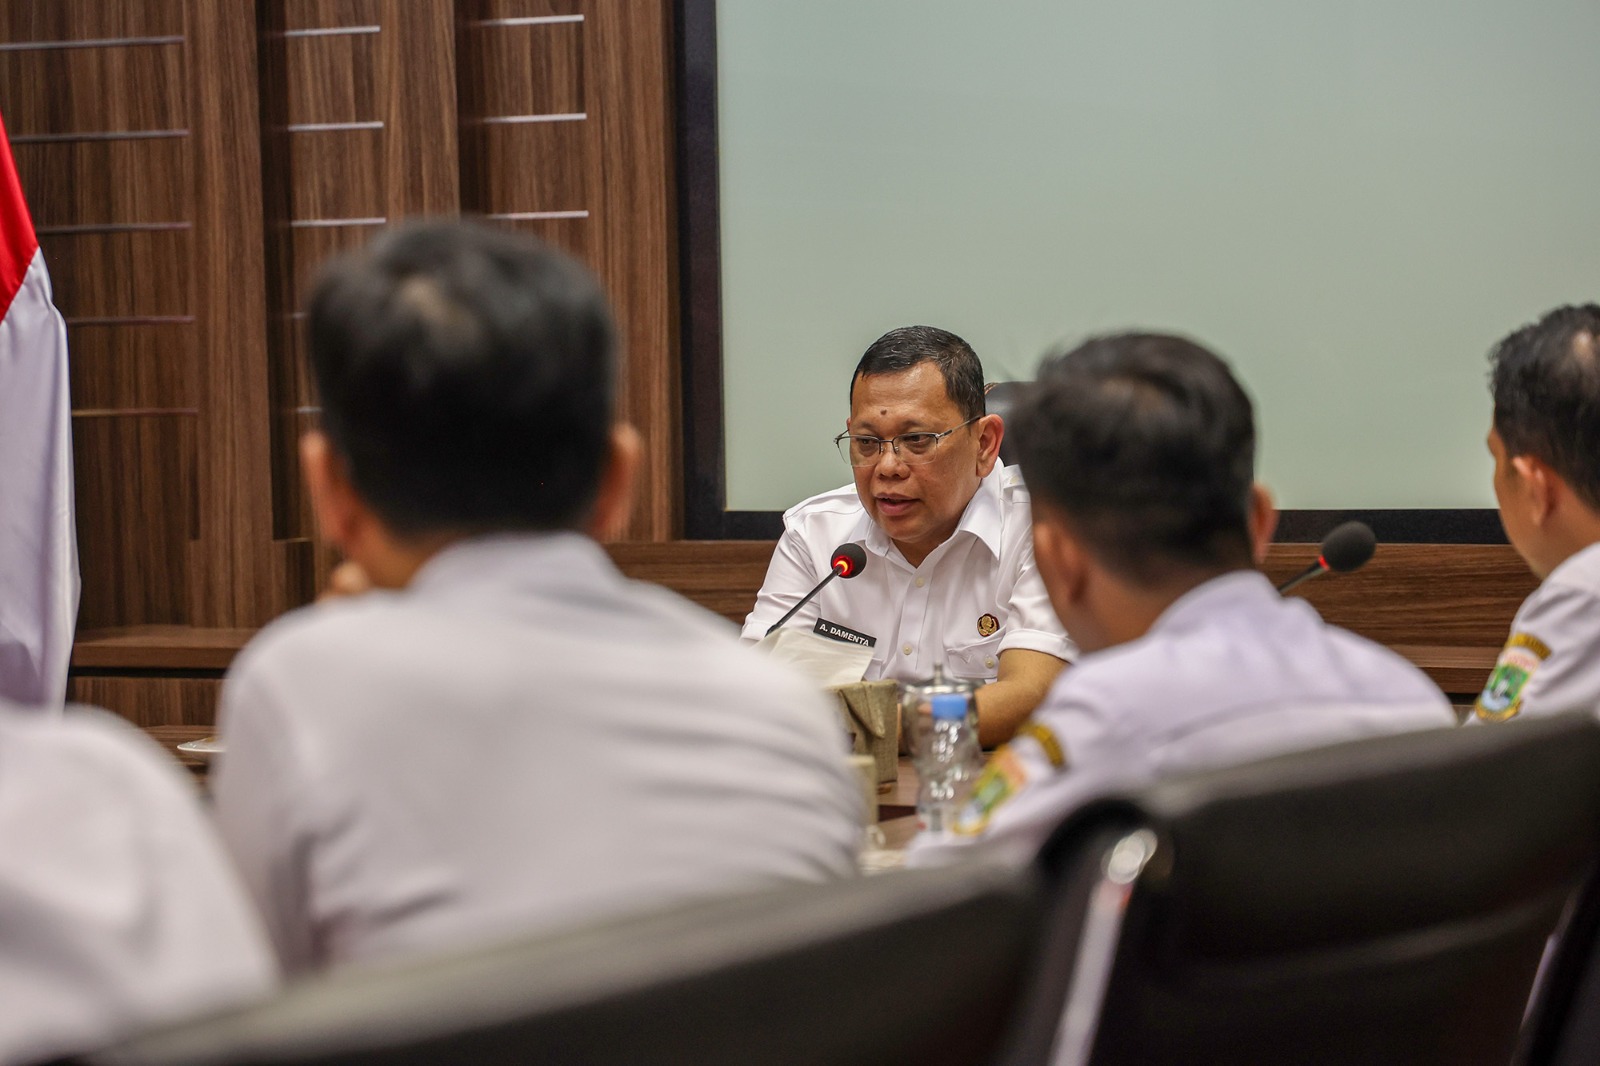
[{"xmin": 176, "ymin": 736, "xmax": 225, "ymax": 761}]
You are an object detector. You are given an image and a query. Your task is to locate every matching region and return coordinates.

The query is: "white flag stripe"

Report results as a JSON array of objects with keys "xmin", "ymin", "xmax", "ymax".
[{"xmin": 0, "ymin": 248, "xmax": 78, "ymax": 706}]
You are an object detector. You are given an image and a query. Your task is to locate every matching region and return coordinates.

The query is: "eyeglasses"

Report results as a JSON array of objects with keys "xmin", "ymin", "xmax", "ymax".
[{"xmin": 834, "ymin": 417, "xmax": 979, "ymax": 467}]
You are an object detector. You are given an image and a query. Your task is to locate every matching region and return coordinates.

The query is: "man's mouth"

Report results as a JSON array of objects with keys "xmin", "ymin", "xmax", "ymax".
[{"xmin": 876, "ymin": 495, "xmax": 918, "ymax": 517}]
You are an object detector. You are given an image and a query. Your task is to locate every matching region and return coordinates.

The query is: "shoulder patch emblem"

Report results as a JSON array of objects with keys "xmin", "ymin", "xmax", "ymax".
[
  {"xmin": 1475, "ymin": 632, "xmax": 1552, "ymax": 723},
  {"xmin": 952, "ymin": 720, "xmax": 1068, "ymax": 836},
  {"xmin": 954, "ymin": 745, "xmax": 1029, "ymax": 836},
  {"xmin": 977, "ymin": 612, "xmax": 1000, "ymax": 638}
]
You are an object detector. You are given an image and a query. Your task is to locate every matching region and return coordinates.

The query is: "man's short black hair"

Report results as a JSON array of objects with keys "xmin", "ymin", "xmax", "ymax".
[
  {"xmin": 850, "ymin": 325, "xmax": 986, "ymax": 421},
  {"xmin": 1013, "ymin": 332, "xmax": 1257, "ymax": 584},
  {"xmin": 306, "ymin": 218, "xmax": 617, "ymax": 536},
  {"xmin": 1489, "ymin": 304, "xmax": 1600, "ymax": 511}
]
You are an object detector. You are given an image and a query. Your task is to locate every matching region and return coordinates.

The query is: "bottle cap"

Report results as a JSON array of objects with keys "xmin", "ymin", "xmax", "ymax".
[{"xmin": 930, "ymin": 693, "xmax": 969, "ymax": 721}]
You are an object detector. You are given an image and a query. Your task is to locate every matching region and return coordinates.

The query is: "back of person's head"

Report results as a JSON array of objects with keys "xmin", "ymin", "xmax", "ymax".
[
  {"xmin": 1013, "ymin": 332, "xmax": 1257, "ymax": 584},
  {"xmin": 1490, "ymin": 304, "xmax": 1600, "ymax": 512},
  {"xmin": 850, "ymin": 325, "xmax": 986, "ymax": 421},
  {"xmin": 306, "ymin": 218, "xmax": 617, "ymax": 536}
]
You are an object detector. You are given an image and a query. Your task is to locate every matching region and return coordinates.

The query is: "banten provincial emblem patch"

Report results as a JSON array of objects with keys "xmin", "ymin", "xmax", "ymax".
[{"xmin": 1474, "ymin": 632, "xmax": 1551, "ymax": 723}]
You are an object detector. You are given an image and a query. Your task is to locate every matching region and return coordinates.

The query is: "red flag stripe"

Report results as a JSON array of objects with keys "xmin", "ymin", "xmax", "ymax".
[{"xmin": 0, "ymin": 109, "xmax": 41, "ymax": 322}]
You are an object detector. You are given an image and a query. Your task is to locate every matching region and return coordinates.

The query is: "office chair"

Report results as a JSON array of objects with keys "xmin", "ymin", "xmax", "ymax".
[
  {"xmin": 999, "ymin": 712, "xmax": 1600, "ymax": 1066},
  {"xmin": 63, "ymin": 862, "xmax": 1042, "ymax": 1066}
]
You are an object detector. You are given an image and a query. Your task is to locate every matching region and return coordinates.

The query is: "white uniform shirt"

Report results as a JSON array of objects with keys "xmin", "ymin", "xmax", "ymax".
[
  {"xmin": 212, "ymin": 533, "xmax": 863, "ymax": 977},
  {"xmin": 1474, "ymin": 542, "xmax": 1600, "ymax": 722},
  {"xmin": 0, "ymin": 704, "xmax": 275, "ymax": 1065},
  {"xmin": 910, "ymin": 571, "xmax": 1455, "ymax": 867},
  {"xmin": 742, "ymin": 463, "xmax": 1075, "ymax": 684}
]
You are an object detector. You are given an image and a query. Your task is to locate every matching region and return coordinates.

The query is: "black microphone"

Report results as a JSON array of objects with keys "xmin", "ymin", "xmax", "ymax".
[
  {"xmin": 1277, "ymin": 521, "xmax": 1377, "ymax": 594},
  {"xmin": 765, "ymin": 543, "xmax": 868, "ymax": 635}
]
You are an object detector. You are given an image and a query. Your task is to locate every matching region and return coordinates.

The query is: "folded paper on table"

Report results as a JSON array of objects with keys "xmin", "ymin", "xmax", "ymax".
[{"xmin": 830, "ymin": 679, "xmax": 899, "ymax": 786}]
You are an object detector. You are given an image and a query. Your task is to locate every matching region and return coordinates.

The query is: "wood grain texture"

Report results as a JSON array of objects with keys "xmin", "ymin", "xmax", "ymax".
[
  {"xmin": 68, "ymin": 674, "xmax": 223, "ymax": 728},
  {"xmin": 71, "ymin": 415, "xmax": 197, "ymax": 628},
  {"xmin": 281, "ymin": 30, "xmax": 381, "ymax": 127},
  {"xmin": 14, "ymin": 137, "xmax": 189, "ymax": 225},
  {"xmin": 0, "ymin": 41, "xmax": 186, "ymax": 136},
  {"xmin": 73, "ymin": 626, "xmax": 254, "ymax": 670},
  {"xmin": 1260, "ymin": 544, "xmax": 1536, "ymax": 648},
  {"xmin": 64, "ymin": 322, "xmax": 196, "ymax": 411},
  {"xmin": 379, "ymin": 0, "xmax": 459, "ymax": 218},
  {"xmin": 459, "ymin": 0, "xmax": 679, "ymax": 541},
  {"xmin": 1, "ymin": 3, "xmax": 181, "ymax": 41},
  {"xmin": 590, "ymin": 0, "xmax": 679, "ymax": 541},
  {"xmin": 184, "ymin": 0, "xmax": 293, "ymax": 626}
]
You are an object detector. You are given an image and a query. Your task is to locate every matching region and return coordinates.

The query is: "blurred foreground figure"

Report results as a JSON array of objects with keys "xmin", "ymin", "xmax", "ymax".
[
  {"xmin": 0, "ymin": 701, "xmax": 274, "ymax": 1063},
  {"xmin": 212, "ymin": 220, "xmax": 861, "ymax": 975},
  {"xmin": 912, "ymin": 332, "xmax": 1454, "ymax": 866}
]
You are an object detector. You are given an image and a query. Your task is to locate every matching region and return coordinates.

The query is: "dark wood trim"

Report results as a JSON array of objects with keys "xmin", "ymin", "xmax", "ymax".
[
  {"xmin": 687, "ymin": 508, "xmax": 1505, "ymax": 546},
  {"xmin": 1272, "ymin": 509, "xmax": 1506, "ymax": 545},
  {"xmin": 675, "ymin": 0, "xmax": 728, "ymax": 539}
]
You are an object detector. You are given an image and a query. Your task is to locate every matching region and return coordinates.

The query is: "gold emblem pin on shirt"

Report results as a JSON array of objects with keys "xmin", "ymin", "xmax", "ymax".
[{"xmin": 977, "ymin": 613, "xmax": 999, "ymax": 637}]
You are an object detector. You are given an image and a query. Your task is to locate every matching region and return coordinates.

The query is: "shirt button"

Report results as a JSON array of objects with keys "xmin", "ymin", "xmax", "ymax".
[
  {"xmin": 985, "ymin": 657, "xmax": 996, "ymax": 669},
  {"xmin": 915, "ymin": 576, "xmax": 926, "ymax": 588},
  {"xmin": 902, "ymin": 643, "xmax": 913, "ymax": 656}
]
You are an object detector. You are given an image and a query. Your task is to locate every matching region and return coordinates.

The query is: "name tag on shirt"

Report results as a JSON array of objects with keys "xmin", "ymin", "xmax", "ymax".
[{"xmin": 814, "ymin": 618, "xmax": 876, "ymax": 648}]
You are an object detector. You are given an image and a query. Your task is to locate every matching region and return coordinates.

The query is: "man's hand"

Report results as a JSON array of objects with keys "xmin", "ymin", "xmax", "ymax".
[{"xmin": 975, "ymin": 649, "xmax": 1067, "ymax": 748}]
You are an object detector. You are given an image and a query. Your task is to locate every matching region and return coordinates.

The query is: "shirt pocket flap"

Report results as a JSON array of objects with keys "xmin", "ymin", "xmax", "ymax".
[{"xmin": 945, "ymin": 634, "xmax": 1004, "ymax": 680}]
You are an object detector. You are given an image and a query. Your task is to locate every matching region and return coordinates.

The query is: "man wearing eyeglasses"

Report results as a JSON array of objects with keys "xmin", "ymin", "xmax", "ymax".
[{"xmin": 742, "ymin": 326, "xmax": 1074, "ymax": 746}]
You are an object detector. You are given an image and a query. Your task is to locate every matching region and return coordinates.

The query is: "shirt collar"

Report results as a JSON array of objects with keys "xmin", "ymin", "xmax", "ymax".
[
  {"xmin": 1545, "ymin": 541, "xmax": 1600, "ymax": 587},
  {"xmin": 1147, "ymin": 569, "xmax": 1280, "ymax": 637},
  {"xmin": 857, "ymin": 463, "xmax": 1008, "ymax": 563},
  {"xmin": 407, "ymin": 531, "xmax": 615, "ymax": 600}
]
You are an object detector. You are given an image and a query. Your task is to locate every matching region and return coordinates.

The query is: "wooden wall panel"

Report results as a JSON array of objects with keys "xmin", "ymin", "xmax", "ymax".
[
  {"xmin": 64, "ymin": 324, "xmax": 196, "ymax": 411},
  {"xmin": 0, "ymin": 0, "xmax": 683, "ymax": 696},
  {"xmin": 67, "ymin": 675, "xmax": 223, "ymax": 728},
  {"xmin": 0, "ymin": 4, "xmax": 182, "ymax": 41},
  {"xmin": 0, "ymin": 6, "xmax": 206, "ymax": 634},
  {"xmin": 458, "ymin": 0, "xmax": 679, "ymax": 540},
  {"xmin": 0, "ymin": 43, "xmax": 186, "ymax": 135},
  {"xmin": 71, "ymin": 416, "xmax": 196, "ymax": 628},
  {"xmin": 281, "ymin": 32, "xmax": 381, "ymax": 126},
  {"xmin": 43, "ymin": 230, "xmax": 192, "ymax": 318},
  {"xmin": 15, "ymin": 138, "xmax": 189, "ymax": 225}
]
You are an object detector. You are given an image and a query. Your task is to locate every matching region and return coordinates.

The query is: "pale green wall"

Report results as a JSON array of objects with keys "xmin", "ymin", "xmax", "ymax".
[{"xmin": 717, "ymin": 0, "xmax": 1600, "ymax": 511}]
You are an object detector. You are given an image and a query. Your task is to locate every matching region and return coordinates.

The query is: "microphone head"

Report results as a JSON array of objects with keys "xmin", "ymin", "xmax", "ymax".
[
  {"xmin": 1320, "ymin": 521, "xmax": 1376, "ymax": 573},
  {"xmin": 831, "ymin": 543, "xmax": 868, "ymax": 579}
]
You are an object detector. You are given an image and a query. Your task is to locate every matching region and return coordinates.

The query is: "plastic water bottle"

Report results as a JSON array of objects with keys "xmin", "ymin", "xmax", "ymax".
[{"xmin": 913, "ymin": 692, "xmax": 982, "ymax": 833}]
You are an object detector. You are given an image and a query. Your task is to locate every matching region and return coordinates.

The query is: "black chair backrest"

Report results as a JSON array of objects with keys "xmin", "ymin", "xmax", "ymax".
[
  {"xmin": 68, "ymin": 863, "xmax": 1041, "ymax": 1066},
  {"xmin": 983, "ymin": 381, "xmax": 1028, "ymax": 467},
  {"xmin": 1011, "ymin": 712, "xmax": 1600, "ymax": 1066}
]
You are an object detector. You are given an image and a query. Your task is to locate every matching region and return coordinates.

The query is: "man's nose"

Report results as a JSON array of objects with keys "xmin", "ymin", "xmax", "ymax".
[{"xmin": 872, "ymin": 443, "xmax": 910, "ymax": 476}]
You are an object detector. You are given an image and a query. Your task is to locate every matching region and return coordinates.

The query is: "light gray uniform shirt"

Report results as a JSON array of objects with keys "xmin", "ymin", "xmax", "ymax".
[
  {"xmin": 1473, "ymin": 542, "xmax": 1600, "ymax": 723},
  {"xmin": 742, "ymin": 464, "xmax": 1075, "ymax": 684},
  {"xmin": 212, "ymin": 533, "xmax": 863, "ymax": 977},
  {"xmin": 0, "ymin": 704, "xmax": 275, "ymax": 1065},
  {"xmin": 911, "ymin": 571, "xmax": 1456, "ymax": 867}
]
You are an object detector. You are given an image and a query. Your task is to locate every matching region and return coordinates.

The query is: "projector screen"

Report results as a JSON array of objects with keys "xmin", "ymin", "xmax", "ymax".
[{"xmin": 712, "ymin": 0, "xmax": 1600, "ymax": 514}]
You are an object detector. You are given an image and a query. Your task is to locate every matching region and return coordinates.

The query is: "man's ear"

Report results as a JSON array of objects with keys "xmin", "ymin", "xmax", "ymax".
[
  {"xmin": 1247, "ymin": 482, "xmax": 1279, "ymax": 566},
  {"xmin": 301, "ymin": 431, "xmax": 365, "ymax": 554},
  {"xmin": 974, "ymin": 413, "xmax": 1004, "ymax": 476},
  {"xmin": 588, "ymin": 423, "xmax": 643, "ymax": 541},
  {"xmin": 1512, "ymin": 454, "xmax": 1558, "ymax": 525}
]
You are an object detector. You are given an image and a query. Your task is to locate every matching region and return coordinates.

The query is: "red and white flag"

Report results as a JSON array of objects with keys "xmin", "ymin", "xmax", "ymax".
[{"xmin": 0, "ymin": 109, "xmax": 78, "ymax": 708}]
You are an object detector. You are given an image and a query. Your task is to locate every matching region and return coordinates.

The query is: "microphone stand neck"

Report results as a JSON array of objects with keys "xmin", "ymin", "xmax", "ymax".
[
  {"xmin": 1276, "ymin": 559, "xmax": 1328, "ymax": 595},
  {"xmin": 765, "ymin": 566, "xmax": 843, "ymax": 636}
]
